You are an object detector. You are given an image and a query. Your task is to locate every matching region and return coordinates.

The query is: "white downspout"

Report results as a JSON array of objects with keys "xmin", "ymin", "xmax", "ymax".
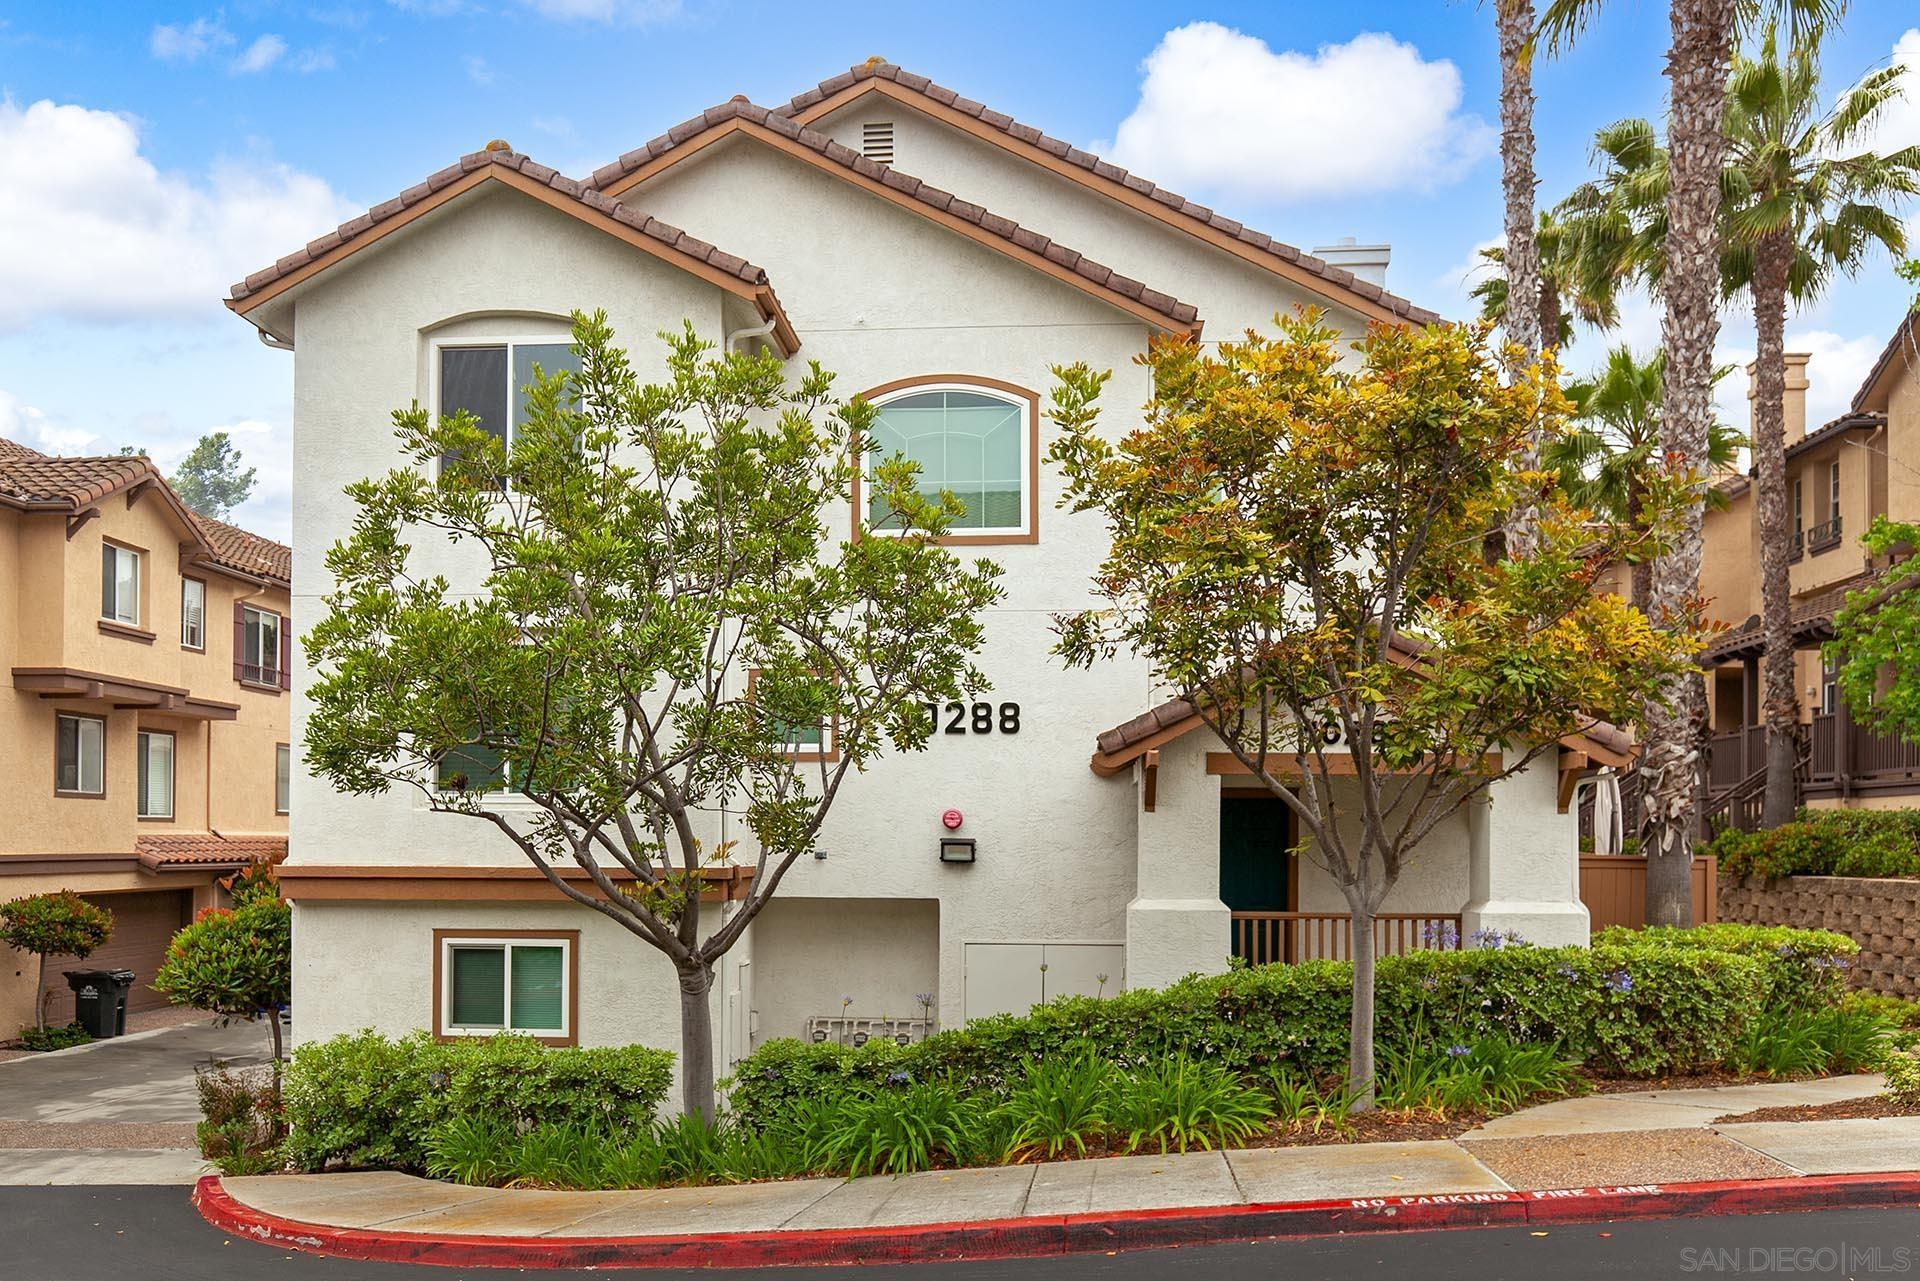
[{"xmin": 723, "ymin": 317, "xmax": 777, "ymax": 352}]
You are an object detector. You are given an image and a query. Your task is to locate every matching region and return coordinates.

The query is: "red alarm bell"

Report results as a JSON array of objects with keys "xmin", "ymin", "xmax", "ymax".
[{"xmin": 941, "ymin": 809, "xmax": 964, "ymax": 830}]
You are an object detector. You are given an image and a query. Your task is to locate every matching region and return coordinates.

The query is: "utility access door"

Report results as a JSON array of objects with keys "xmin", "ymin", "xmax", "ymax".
[{"xmin": 961, "ymin": 942, "xmax": 1125, "ymax": 1024}]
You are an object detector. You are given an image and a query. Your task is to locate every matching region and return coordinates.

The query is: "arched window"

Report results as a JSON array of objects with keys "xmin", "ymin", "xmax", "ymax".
[{"xmin": 863, "ymin": 379, "xmax": 1036, "ymax": 543}]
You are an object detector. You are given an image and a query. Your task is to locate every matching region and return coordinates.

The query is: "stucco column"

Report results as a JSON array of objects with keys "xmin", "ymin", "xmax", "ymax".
[
  {"xmin": 1459, "ymin": 756, "xmax": 1590, "ymax": 946},
  {"xmin": 1125, "ymin": 730, "xmax": 1230, "ymax": 989}
]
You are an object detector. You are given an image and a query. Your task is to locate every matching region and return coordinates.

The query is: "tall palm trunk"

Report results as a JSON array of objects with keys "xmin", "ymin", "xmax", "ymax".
[
  {"xmin": 1498, "ymin": 0, "xmax": 1545, "ymax": 556},
  {"xmin": 1751, "ymin": 230, "xmax": 1800, "ymax": 826},
  {"xmin": 1641, "ymin": 0, "xmax": 1737, "ymax": 927}
]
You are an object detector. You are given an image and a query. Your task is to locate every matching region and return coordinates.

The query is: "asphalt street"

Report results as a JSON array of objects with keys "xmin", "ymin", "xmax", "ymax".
[{"xmin": 4, "ymin": 1187, "xmax": 1920, "ymax": 1281}]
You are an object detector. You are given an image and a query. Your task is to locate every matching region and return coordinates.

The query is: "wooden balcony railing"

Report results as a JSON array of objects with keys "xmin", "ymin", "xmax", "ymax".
[
  {"xmin": 1230, "ymin": 912, "xmax": 1463, "ymax": 966},
  {"xmin": 1807, "ymin": 712, "xmax": 1920, "ymax": 788}
]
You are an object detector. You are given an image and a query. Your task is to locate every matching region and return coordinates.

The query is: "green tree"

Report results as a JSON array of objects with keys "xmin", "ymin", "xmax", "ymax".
[
  {"xmin": 170, "ymin": 431, "xmax": 258, "ymax": 520},
  {"xmin": 301, "ymin": 312, "xmax": 1001, "ymax": 1119},
  {"xmin": 1548, "ymin": 345, "xmax": 1744, "ymax": 612},
  {"xmin": 0, "ymin": 891, "xmax": 113, "ymax": 1031},
  {"xmin": 1829, "ymin": 519, "xmax": 1920, "ymax": 749},
  {"xmin": 1048, "ymin": 315, "xmax": 1694, "ymax": 1107},
  {"xmin": 154, "ymin": 894, "xmax": 292, "ymax": 1064},
  {"xmin": 1471, "ymin": 208, "xmax": 1625, "ymax": 353},
  {"xmin": 1721, "ymin": 25, "xmax": 1919, "ymax": 826}
]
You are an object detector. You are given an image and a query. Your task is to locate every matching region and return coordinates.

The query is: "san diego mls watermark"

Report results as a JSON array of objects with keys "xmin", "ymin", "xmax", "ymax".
[{"xmin": 1679, "ymin": 1243, "xmax": 1913, "ymax": 1274}]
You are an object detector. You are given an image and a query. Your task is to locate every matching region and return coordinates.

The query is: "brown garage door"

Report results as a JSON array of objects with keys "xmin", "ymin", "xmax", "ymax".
[{"xmin": 37, "ymin": 890, "xmax": 191, "ymax": 1024}]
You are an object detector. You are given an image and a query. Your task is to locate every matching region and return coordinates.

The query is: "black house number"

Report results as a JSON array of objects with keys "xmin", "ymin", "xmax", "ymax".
[{"xmin": 926, "ymin": 701, "xmax": 1021, "ymax": 736}]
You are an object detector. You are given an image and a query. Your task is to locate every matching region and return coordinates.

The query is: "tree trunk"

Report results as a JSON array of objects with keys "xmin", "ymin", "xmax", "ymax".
[
  {"xmin": 266, "ymin": 1007, "xmax": 285, "ymax": 1086},
  {"xmin": 1641, "ymin": 0, "xmax": 1736, "ymax": 927},
  {"xmin": 1751, "ymin": 232, "xmax": 1799, "ymax": 828},
  {"xmin": 1347, "ymin": 904, "xmax": 1378, "ymax": 1112},
  {"xmin": 1628, "ymin": 482, "xmax": 1652, "ymax": 615},
  {"xmin": 677, "ymin": 961, "xmax": 717, "ymax": 1122},
  {"xmin": 1497, "ymin": 0, "xmax": 1544, "ymax": 557},
  {"xmin": 35, "ymin": 954, "xmax": 47, "ymax": 1032}
]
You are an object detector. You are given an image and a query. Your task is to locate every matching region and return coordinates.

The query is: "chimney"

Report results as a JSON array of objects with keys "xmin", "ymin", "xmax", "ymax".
[
  {"xmin": 1311, "ymin": 236, "xmax": 1391, "ymax": 287},
  {"xmin": 1747, "ymin": 352, "xmax": 1812, "ymax": 445}
]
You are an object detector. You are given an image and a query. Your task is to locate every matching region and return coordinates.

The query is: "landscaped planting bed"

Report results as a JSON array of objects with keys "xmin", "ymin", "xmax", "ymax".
[{"xmin": 208, "ymin": 925, "xmax": 1905, "ymax": 1189}]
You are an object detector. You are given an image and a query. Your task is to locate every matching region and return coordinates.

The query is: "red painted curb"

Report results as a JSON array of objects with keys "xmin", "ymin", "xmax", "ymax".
[{"xmin": 192, "ymin": 1170, "xmax": 1920, "ymax": 1271}]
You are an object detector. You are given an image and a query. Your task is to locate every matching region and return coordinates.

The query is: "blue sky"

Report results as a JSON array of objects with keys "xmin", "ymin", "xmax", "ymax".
[{"xmin": 2, "ymin": 1, "xmax": 1917, "ymax": 542}]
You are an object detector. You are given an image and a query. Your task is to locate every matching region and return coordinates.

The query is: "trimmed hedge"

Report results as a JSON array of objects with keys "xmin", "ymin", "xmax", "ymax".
[
  {"xmin": 1707, "ymin": 808, "xmax": 1920, "ymax": 881},
  {"xmin": 727, "ymin": 927, "xmax": 1855, "ymax": 1130},
  {"xmin": 283, "ymin": 1031, "xmax": 674, "ymax": 1173}
]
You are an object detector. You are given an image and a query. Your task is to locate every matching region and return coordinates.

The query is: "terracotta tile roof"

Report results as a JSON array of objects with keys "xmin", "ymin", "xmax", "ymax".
[
  {"xmin": 0, "ymin": 448, "xmax": 160, "ymax": 507},
  {"xmin": 1096, "ymin": 696, "xmax": 1196, "ymax": 759},
  {"xmin": 1852, "ymin": 309, "xmax": 1918, "ymax": 412},
  {"xmin": 1698, "ymin": 569, "xmax": 1881, "ymax": 665},
  {"xmin": 229, "ymin": 145, "xmax": 775, "ymax": 304},
  {"xmin": 0, "ymin": 438, "xmax": 289, "ymax": 587},
  {"xmin": 772, "ymin": 62, "xmax": 1442, "ymax": 327},
  {"xmin": 197, "ymin": 513, "xmax": 292, "ymax": 585},
  {"xmin": 1784, "ymin": 411, "xmax": 1882, "ymax": 463},
  {"xmin": 137, "ymin": 833, "xmax": 287, "ymax": 872},
  {"xmin": 586, "ymin": 99, "xmax": 1202, "ymax": 332}
]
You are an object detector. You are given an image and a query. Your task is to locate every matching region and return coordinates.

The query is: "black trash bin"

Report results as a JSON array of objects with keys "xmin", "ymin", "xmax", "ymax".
[{"xmin": 64, "ymin": 969, "xmax": 136, "ymax": 1038}]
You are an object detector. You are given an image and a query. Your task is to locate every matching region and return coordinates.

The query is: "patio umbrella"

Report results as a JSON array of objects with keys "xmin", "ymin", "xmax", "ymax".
[{"xmin": 1592, "ymin": 767, "xmax": 1623, "ymax": 855}]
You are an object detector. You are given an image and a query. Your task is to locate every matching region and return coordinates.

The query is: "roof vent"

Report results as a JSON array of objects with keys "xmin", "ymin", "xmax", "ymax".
[{"xmin": 861, "ymin": 121, "xmax": 895, "ymax": 166}]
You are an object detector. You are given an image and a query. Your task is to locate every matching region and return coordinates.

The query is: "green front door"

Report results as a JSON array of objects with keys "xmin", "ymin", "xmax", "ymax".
[{"xmin": 1221, "ymin": 796, "xmax": 1291, "ymax": 963}]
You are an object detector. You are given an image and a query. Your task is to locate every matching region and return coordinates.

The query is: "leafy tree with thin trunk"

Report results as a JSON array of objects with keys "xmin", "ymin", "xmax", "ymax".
[
  {"xmin": 1539, "ymin": 0, "xmax": 1847, "ymax": 926},
  {"xmin": 1549, "ymin": 345, "xmax": 1744, "ymax": 613},
  {"xmin": 302, "ymin": 312, "xmax": 1001, "ymax": 1119},
  {"xmin": 171, "ymin": 431, "xmax": 258, "ymax": 520},
  {"xmin": 1048, "ymin": 316, "xmax": 1693, "ymax": 1108},
  {"xmin": 0, "ymin": 891, "xmax": 112, "ymax": 1032},
  {"xmin": 1719, "ymin": 25, "xmax": 1919, "ymax": 826}
]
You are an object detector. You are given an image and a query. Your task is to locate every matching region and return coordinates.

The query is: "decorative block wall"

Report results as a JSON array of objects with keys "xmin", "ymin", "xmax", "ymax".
[{"xmin": 1719, "ymin": 875, "xmax": 1920, "ymax": 996}]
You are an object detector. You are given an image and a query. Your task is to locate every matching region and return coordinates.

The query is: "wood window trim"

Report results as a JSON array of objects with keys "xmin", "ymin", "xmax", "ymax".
[
  {"xmin": 98, "ymin": 619, "xmax": 157, "ymax": 645},
  {"xmin": 136, "ymin": 728, "xmax": 177, "ymax": 821},
  {"xmin": 276, "ymin": 742, "xmax": 291, "ymax": 815},
  {"xmin": 101, "ymin": 538, "xmax": 145, "ymax": 628},
  {"xmin": 181, "ymin": 577, "xmax": 208, "ymax": 652},
  {"xmin": 849, "ymin": 375, "xmax": 1041, "ymax": 548},
  {"xmin": 54, "ymin": 710, "xmax": 108, "ymax": 800},
  {"xmin": 745, "ymin": 667, "xmax": 840, "ymax": 763},
  {"xmin": 431, "ymin": 928, "xmax": 580, "ymax": 1047}
]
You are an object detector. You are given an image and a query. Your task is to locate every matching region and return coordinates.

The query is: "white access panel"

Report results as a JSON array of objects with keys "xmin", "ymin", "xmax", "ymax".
[
  {"xmin": 962, "ymin": 942, "xmax": 1127, "ymax": 1024},
  {"xmin": 1039, "ymin": 943, "xmax": 1125, "ymax": 1001},
  {"xmin": 961, "ymin": 942, "xmax": 1045, "ymax": 1023}
]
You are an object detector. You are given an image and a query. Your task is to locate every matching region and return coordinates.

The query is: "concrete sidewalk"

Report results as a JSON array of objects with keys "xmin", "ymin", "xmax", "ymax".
[
  {"xmin": 0, "ymin": 1018, "xmax": 269, "ymax": 1185},
  {"xmin": 212, "ymin": 1075, "xmax": 1909, "ymax": 1243}
]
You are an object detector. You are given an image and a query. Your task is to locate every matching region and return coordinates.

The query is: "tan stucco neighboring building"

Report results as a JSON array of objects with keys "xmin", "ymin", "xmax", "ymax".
[
  {"xmin": 0, "ymin": 439, "xmax": 290, "ymax": 1032},
  {"xmin": 1696, "ymin": 321, "xmax": 1919, "ymax": 811}
]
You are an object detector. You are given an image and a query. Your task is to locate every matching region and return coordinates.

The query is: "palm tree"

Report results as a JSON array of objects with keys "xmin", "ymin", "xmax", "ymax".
[
  {"xmin": 1550, "ymin": 345, "xmax": 1745, "ymax": 613},
  {"xmin": 1497, "ymin": 0, "xmax": 1547, "ymax": 558},
  {"xmin": 1538, "ymin": 0, "xmax": 1846, "ymax": 928},
  {"xmin": 1721, "ymin": 26, "xmax": 1920, "ymax": 826},
  {"xmin": 1471, "ymin": 207, "xmax": 1626, "ymax": 348}
]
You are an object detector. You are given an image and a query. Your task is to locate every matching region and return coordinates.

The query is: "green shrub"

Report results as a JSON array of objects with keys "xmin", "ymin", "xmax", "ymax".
[
  {"xmin": 1883, "ymin": 1052, "xmax": 1920, "ymax": 1106},
  {"xmin": 0, "ymin": 892, "xmax": 113, "ymax": 1032},
  {"xmin": 195, "ymin": 1061, "xmax": 286, "ymax": 1176},
  {"xmin": 1707, "ymin": 808, "xmax": 1920, "ymax": 881},
  {"xmin": 1593, "ymin": 924, "xmax": 1856, "ymax": 1014},
  {"xmin": 283, "ymin": 1030, "xmax": 674, "ymax": 1173},
  {"xmin": 1106, "ymin": 1057, "xmax": 1272, "ymax": 1154},
  {"xmin": 16, "ymin": 1022, "xmax": 91, "ymax": 1052},
  {"xmin": 818, "ymin": 1080, "xmax": 976, "ymax": 1177},
  {"xmin": 997, "ymin": 1049, "xmax": 1113, "ymax": 1161}
]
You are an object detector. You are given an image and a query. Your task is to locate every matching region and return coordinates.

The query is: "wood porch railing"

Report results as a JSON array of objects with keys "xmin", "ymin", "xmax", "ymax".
[{"xmin": 1230, "ymin": 912, "xmax": 1463, "ymax": 966}]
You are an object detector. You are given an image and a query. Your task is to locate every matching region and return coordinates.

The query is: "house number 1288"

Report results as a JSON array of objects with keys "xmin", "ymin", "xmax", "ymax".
[{"xmin": 926, "ymin": 701, "xmax": 1021, "ymax": 735}]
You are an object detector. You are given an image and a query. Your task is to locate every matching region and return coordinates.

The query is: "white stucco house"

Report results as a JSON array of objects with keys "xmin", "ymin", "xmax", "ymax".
[{"xmin": 230, "ymin": 60, "xmax": 1624, "ymax": 1097}]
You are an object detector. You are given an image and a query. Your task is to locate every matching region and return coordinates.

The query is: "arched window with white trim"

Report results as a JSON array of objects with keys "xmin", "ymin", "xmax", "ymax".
[{"xmin": 862, "ymin": 378, "xmax": 1037, "ymax": 544}]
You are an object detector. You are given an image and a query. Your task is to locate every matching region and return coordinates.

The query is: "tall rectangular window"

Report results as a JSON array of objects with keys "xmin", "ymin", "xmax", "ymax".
[
  {"xmin": 1829, "ymin": 461, "xmax": 1841, "ymax": 520},
  {"xmin": 1792, "ymin": 478, "xmax": 1804, "ymax": 532},
  {"xmin": 137, "ymin": 730, "xmax": 174, "ymax": 819},
  {"xmin": 241, "ymin": 605, "xmax": 281, "ymax": 685},
  {"xmin": 276, "ymin": 744, "xmax": 291, "ymax": 815},
  {"xmin": 181, "ymin": 578, "xmax": 206, "ymax": 650},
  {"xmin": 437, "ymin": 933, "xmax": 574, "ymax": 1041},
  {"xmin": 101, "ymin": 543, "xmax": 140, "ymax": 625},
  {"xmin": 56, "ymin": 713, "xmax": 105, "ymax": 796}
]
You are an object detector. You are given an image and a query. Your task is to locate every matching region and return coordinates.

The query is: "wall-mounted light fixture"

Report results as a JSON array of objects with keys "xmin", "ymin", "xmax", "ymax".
[{"xmin": 939, "ymin": 837, "xmax": 976, "ymax": 864}]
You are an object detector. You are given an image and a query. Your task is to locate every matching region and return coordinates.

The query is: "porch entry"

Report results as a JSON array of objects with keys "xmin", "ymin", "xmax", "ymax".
[{"xmin": 1221, "ymin": 794, "xmax": 1462, "ymax": 965}]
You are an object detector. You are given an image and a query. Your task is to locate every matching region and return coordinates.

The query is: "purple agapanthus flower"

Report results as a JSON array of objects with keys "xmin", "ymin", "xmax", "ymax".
[
  {"xmin": 885, "ymin": 1070, "xmax": 912, "ymax": 1086},
  {"xmin": 1605, "ymin": 970, "xmax": 1634, "ymax": 995},
  {"xmin": 1445, "ymin": 1044, "xmax": 1472, "ymax": 1058}
]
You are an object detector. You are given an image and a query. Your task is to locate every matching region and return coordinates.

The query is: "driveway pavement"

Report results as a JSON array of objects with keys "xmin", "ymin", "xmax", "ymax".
[{"xmin": 0, "ymin": 1019, "xmax": 269, "ymax": 1185}]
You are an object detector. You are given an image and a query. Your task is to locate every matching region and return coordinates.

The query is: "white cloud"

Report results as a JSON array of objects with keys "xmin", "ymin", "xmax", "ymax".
[
  {"xmin": 232, "ymin": 34, "xmax": 287, "ymax": 74},
  {"xmin": 0, "ymin": 388, "xmax": 96, "ymax": 453},
  {"xmin": 1099, "ymin": 23, "xmax": 1495, "ymax": 204},
  {"xmin": 1843, "ymin": 29, "xmax": 1920, "ymax": 160},
  {"xmin": 0, "ymin": 99, "xmax": 357, "ymax": 330},
  {"xmin": 292, "ymin": 47, "xmax": 337, "ymax": 73},
  {"xmin": 465, "ymin": 55, "xmax": 493, "ymax": 86},
  {"xmin": 150, "ymin": 16, "xmax": 234, "ymax": 62}
]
